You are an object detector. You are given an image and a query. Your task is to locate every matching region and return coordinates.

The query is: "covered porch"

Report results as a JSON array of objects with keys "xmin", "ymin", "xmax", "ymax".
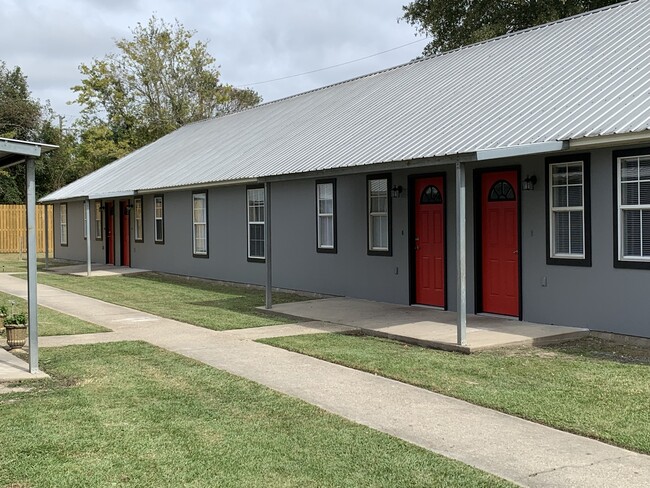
[{"xmin": 269, "ymin": 297, "xmax": 588, "ymax": 353}]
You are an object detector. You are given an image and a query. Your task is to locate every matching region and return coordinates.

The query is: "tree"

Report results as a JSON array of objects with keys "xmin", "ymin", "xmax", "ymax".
[
  {"xmin": 402, "ymin": 0, "xmax": 617, "ymax": 55},
  {"xmin": 0, "ymin": 62, "xmax": 42, "ymax": 203},
  {"xmin": 72, "ymin": 16, "xmax": 261, "ymax": 169},
  {"xmin": 0, "ymin": 61, "xmax": 81, "ymax": 202},
  {"xmin": 0, "ymin": 61, "xmax": 41, "ymax": 141}
]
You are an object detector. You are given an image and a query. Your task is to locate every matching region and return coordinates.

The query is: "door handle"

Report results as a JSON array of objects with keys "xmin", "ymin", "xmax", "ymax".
[{"xmin": 513, "ymin": 250, "xmax": 519, "ymax": 254}]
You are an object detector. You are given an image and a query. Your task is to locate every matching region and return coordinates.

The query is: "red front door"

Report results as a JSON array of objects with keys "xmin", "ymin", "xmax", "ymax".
[
  {"xmin": 120, "ymin": 200, "xmax": 131, "ymax": 267},
  {"xmin": 414, "ymin": 176, "xmax": 445, "ymax": 307},
  {"xmin": 105, "ymin": 201, "xmax": 115, "ymax": 265},
  {"xmin": 480, "ymin": 170, "xmax": 520, "ymax": 317}
]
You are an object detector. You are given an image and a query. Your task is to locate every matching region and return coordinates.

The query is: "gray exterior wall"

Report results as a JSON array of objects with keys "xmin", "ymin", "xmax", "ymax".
[
  {"xmin": 52, "ymin": 144, "xmax": 650, "ymax": 338},
  {"xmin": 131, "ymin": 189, "xmax": 266, "ymax": 284}
]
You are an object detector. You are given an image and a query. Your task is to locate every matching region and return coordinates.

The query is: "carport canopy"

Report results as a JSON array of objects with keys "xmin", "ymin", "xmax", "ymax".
[{"xmin": 0, "ymin": 137, "xmax": 58, "ymax": 373}]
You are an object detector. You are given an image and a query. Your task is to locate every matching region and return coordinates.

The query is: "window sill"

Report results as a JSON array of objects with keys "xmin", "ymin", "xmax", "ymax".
[
  {"xmin": 614, "ymin": 258, "xmax": 650, "ymax": 270},
  {"xmin": 546, "ymin": 256, "xmax": 591, "ymax": 267}
]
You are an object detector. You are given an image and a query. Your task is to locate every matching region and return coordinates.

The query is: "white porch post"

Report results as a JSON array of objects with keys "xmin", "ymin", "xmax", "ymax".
[
  {"xmin": 44, "ymin": 204, "xmax": 49, "ymax": 269},
  {"xmin": 264, "ymin": 182, "xmax": 272, "ymax": 309},
  {"xmin": 85, "ymin": 200, "xmax": 92, "ymax": 276},
  {"xmin": 25, "ymin": 156, "xmax": 39, "ymax": 373},
  {"xmin": 455, "ymin": 161, "xmax": 467, "ymax": 346}
]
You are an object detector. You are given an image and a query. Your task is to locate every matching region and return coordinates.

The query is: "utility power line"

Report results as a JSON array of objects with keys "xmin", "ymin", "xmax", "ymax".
[{"xmin": 237, "ymin": 37, "xmax": 427, "ymax": 87}]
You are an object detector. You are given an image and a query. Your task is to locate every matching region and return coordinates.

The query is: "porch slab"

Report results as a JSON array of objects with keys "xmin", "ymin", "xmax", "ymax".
[
  {"xmin": 48, "ymin": 264, "xmax": 149, "ymax": 277},
  {"xmin": 268, "ymin": 298, "xmax": 589, "ymax": 353},
  {"xmin": 0, "ymin": 347, "xmax": 48, "ymax": 381}
]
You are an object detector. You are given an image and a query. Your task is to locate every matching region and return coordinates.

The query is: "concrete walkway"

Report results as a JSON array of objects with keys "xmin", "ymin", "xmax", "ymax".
[
  {"xmin": 0, "ymin": 347, "xmax": 48, "ymax": 381},
  {"xmin": 0, "ymin": 274, "xmax": 648, "ymax": 487},
  {"xmin": 270, "ymin": 298, "xmax": 589, "ymax": 352}
]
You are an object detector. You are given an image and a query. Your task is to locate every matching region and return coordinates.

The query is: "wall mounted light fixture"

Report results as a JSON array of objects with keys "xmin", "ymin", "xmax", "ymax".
[
  {"xmin": 391, "ymin": 185, "xmax": 403, "ymax": 198},
  {"xmin": 522, "ymin": 175, "xmax": 537, "ymax": 191}
]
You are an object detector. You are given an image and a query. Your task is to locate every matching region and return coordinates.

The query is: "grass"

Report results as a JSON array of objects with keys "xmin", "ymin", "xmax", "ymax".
[
  {"xmin": 261, "ymin": 333, "xmax": 650, "ymax": 454},
  {"xmin": 32, "ymin": 272, "xmax": 306, "ymax": 331},
  {"xmin": 0, "ymin": 291, "xmax": 108, "ymax": 336},
  {"xmin": 0, "ymin": 253, "xmax": 67, "ymax": 273},
  {"xmin": 0, "ymin": 342, "xmax": 513, "ymax": 487}
]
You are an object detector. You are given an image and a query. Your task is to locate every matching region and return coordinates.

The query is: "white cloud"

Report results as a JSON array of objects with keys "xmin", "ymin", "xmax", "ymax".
[{"xmin": 0, "ymin": 0, "xmax": 425, "ymax": 123}]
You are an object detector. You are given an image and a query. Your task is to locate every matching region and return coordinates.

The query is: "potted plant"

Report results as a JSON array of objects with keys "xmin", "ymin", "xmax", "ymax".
[
  {"xmin": 0, "ymin": 305, "xmax": 7, "ymax": 332},
  {"xmin": 4, "ymin": 312, "xmax": 27, "ymax": 350}
]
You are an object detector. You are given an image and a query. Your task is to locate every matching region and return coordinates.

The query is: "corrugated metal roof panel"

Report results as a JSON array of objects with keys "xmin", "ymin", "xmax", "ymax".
[{"xmin": 42, "ymin": 0, "xmax": 650, "ymax": 202}]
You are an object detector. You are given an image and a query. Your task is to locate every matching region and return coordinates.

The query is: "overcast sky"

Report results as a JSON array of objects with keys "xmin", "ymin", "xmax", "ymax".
[{"xmin": 1, "ymin": 0, "xmax": 426, "ymax": 126}]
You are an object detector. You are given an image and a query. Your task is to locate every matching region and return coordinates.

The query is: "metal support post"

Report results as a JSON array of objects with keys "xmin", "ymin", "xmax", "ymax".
[
  {"xmin": 85, "ymin": 200, "xmax": 92, "ymax": 276},
  {"xmin": 44, "ymin": 204, "xmax": 49, "ymax": 269},
  {"xmin": 264, "ymin": 182, "xmax": 272, "ymax": 309},
  {"xmin": 25, "ymin": 157, "xmax": 39, "ymax": 373},
  {"xmin": 455, "ymin": 161, "xmax": 467, "ymax": 346}
]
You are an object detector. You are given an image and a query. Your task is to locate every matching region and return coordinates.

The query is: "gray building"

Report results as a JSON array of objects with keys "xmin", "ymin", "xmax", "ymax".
[{"xmin": 43, "ymin": 1, "xmax": 650, "ymax": 339}]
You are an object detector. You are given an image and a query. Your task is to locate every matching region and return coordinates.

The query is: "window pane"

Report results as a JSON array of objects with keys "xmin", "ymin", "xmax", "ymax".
[
  {"xmin": 249, "ymin": 223, "xmax": 264, "ymax": 258},
  {"xmin": 622, "ymin": 182, "xmax": 638, "ymax": 206},
  {"xmin": 155, "ymin": 220, "xmax": 163, "ymax": 241},
  {"xmin": 553, "ymin": 187, "xmax": 567, "ymax": 207},
  {"xmin": 370, "ymin": 195, "xmax": 387, "ymax": 213},
  {"xmin": 623, "ymin": 209, "xmax": 641, "ymax": 257},
  {"xmin": 552, "ymin": 165, "xmax": 567, "ymax": 185},
  {"xmin": 621, "ymin": 158, "xmax": 638, "ymax": 181},
  {"xmin": 643, "ymin": 210, "xmax": 650, "ymax": 257},
  {"xmin": 640, "ymin": 181, "xmax": 650, "ymax": 205},
  {"xmin": 567, "ymin": 185, "xmax": 582, "ymax": 207},
  {"xmin": 319, "ymin": 215, "xmax": 333, "ymax": 248},
  {"xmin": 319, "ymin": 198, "xmax": 333, "ymax": 214},
  {"xmin": 567, "ymin": 164, "xmax": 583, "ymax": 184},
  {"xmin": 371, "ymin": 215, "xmax": 388, "ymax": 249},
  {"xmin": 318, "ymin": 183, "xmax": 333, "ymax": 200},
  {"xmin": 554, "ymin": 212, "xmax": 569, "ymax": 254},
  {"xmin": 155, "ymin": 198, "xmax": 163, "ymax": 219},
  {"xmin": 370, "ymin": 179, "xmax": 387, "ymax": 193},
  {"xmin": 640, "ymin": 158, "xmax": 650, "ymax": 180},
  {"xmin": 569, "ymin": 211, "xmax": 584, "ymax": 254}
]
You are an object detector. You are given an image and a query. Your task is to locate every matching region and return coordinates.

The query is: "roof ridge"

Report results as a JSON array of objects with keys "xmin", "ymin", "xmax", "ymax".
[{"xmin": 218, "ymin": 0, "xmax": 641, "ymax": 115}]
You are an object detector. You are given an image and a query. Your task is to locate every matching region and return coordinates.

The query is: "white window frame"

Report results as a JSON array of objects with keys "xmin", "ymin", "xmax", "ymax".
[
  {"xmin": 60, "ymin": 203, "xmax": 68, "ymax": 246},
  {"xmin": 549, "ymin": 161, "xmax": 585, "ymax": 259},
  {"xmin": 247, "ymin": 187, "xmax": 265, "ymax": 260},
  {"xmin": 617, "ymin": 154, "xmax": 650, "ymax": 262},
  {"xmin": 134, "ymin": 197, "xmax": 143, "ymax": 242},
  {"xmin": 316, "ymin": 180, "xmax": 336, "ymax": 252},
  {"xmin": 94, "ymin": 201, "xmax": 102, "ymax": 240},
  {"xmin": 154, "ymin": 195, "xmax": 164, "ymax": 243},
  {"xmin": 367, "ymin": 176, "xmax": 391, "ymax": 254},
  {"xmin": 192, "ymin": 192, "xmax": 208, "ymax": 256}
]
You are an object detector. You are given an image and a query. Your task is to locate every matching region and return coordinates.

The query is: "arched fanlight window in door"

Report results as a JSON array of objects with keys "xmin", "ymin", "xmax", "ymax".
[
  {"xmin": 420, "ymin": 185, "xmax": 443, "ymax": 204},
  {"xmin": 488, "ymin": 180, "xmax": 516, "ymax": 201}
]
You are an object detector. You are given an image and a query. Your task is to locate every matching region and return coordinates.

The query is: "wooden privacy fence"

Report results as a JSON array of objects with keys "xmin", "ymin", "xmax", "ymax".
[{"xmin": 0, "ymin": 204, "xmax": 54, "ymax": 253}]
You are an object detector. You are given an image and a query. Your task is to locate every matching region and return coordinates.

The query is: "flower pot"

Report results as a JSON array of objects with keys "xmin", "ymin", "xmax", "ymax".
[{"xmin": 5, "ymin": 324, "xmax": 27, "ymax": 349}]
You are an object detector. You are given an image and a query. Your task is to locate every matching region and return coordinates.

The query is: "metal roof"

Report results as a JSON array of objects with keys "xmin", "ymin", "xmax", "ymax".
[
  {"xmin": 0, "ymin": 138, "xmax": 58, "ymax": 168},
  {"xmin": 42, "ymin": 0, "xmax": 650, "ymax": 202}
]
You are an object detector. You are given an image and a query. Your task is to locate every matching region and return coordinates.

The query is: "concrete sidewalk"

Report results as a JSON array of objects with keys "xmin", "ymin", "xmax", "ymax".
[{"xmin": 0, "ymin": 273, "xmax": 648, "ymax": 487}]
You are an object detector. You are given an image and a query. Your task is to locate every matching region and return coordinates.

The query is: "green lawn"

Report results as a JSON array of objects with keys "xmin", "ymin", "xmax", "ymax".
[
  {"xmin": 33, "ymin": 272, "xmax": 306, "ymax": 331},
  {"xmin": 0, "ymin": 291, "xmax": 108, "ymax": 336},
  {"xmin": 0, "ymin": 342, "xmax": 512, "ymax": 487},
  {"xmin": 0, "ymin": 253, "xmax": 67, "ymax": 273},
  {"xmin": 261, "ymin": 333, "xmax": 650, "ymax": 454}
]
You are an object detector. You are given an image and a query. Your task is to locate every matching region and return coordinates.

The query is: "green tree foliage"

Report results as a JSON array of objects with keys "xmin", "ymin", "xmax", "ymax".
[
  {"xmin": 0, "ymin": 62, "xmax": 82, "ymax": 202},
  {"xmin": 402, "ymin": 0, "xmax": 617, "ymax": 55},
  {"xmin": 0, "ymin": 62, "xmax": 41, "ymax": 141},
  {"xmin": 72, "ymin": 16, "xmax": 261, "ymax": 168}
]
